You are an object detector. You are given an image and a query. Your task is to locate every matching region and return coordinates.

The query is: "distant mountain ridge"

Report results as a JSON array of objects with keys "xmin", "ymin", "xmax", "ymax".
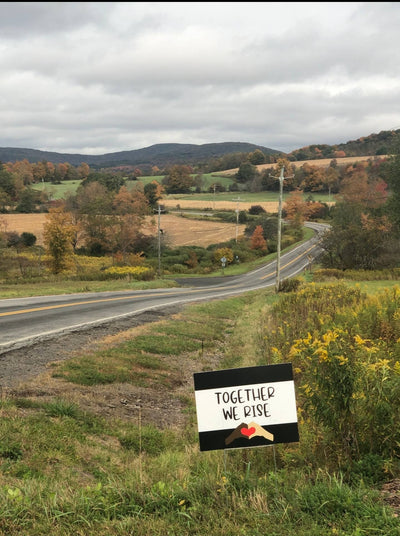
[
  {"xmin": 1, "ymin": 129, "xmax": 399, "ymax": 169},
  {"xmin": 0, "ymin": 142, "xmax": 280, "ymax": 168}
]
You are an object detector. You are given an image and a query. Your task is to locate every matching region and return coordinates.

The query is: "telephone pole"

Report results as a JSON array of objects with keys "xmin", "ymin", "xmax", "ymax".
[
  {"xmin": 154, "ymin": 204, "xmax": 164, "ymax": 278},
  {"xmin": 232, "ymin": 196, "xmax": 241, "ymax": 243},
  {"xmin": 269, "ymin": 166, "xmax": 293, "ymax": 293}
]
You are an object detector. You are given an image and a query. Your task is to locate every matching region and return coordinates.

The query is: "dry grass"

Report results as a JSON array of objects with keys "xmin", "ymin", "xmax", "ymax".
[
  {"xmin": 161, "ymin": 199, "xmax": 278, "ymax": 213},
  {"xmin": 217, "ymin": 155, "xmax": 382, "ymax": 176},
  {"xmin": 0, "ymin": 211, "xmax": 248, "ymax": 247},
  {"xmin": 0, "ymin": 213, "xmax": 47, "ymax": 244}
]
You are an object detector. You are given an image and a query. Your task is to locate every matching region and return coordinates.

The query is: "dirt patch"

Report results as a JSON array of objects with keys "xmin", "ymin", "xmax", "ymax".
[
  {"xmin": 381, "ymin": 479, "xmax": 400, "ymax": 517},
  {"xmin": 0, "ymin": 305, "xmax": 223, "ymax": 430}
]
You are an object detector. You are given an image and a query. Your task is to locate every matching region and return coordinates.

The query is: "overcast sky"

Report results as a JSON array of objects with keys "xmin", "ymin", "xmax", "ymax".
[{"xmin": 1, "ymin": 1, "xmax": 399, "ymax": 155}]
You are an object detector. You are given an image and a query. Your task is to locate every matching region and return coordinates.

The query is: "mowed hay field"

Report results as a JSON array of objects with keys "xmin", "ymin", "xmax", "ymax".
[
  {"xmin": 217, "ymin": 155, "xmax": 381, "ymax": 176},
  {"xmin": 0, "ymin": 212, "xmax": 247, "ymax": 248},
  {"xmin": 162, "ymin": 199, "xmax": 279, "ymax": 213}
]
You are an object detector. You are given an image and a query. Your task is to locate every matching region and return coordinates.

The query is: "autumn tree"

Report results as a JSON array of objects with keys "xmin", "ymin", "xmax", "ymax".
[
  {"xmin": 109, "ymin": 186, "xmax": 150, "ymax": 259},
  {"xmin": 284, "ymin": 190, "xmax": 311, "ymax": 225},
  {"xmin": 144, "ymin": 180, "xmax": 164, "ymax": 208},
  {"xmin": 32, "ymin": 162, "xmax": 47, "ymax": 183},
  {"xmin": 74, "ymin": 182, "xmax": 114, "ymax": 255},
  {"xmin": 247, "ymin": 149, "xmax": 266, "ymax": 165},
  {"xmin": 77, "ymin": 162, "xmax": 90, "ymax": 180},
  {"xmin": 81, "ymin": 171, "xmax": 125, "ymax": 192},
  {"xmin": 162, "ymin": 165, "xmax": 194, "ymax": 193},
  {"xmin": 236, "ymin": 162, "xmax": 257, "ymax": 183},
  {"xmin": 10, "ymin": 159, "xmax": 34, "ymax": 185},
  {"xmin": 321, "ymin": 155, "xmax": 397, "ymax": 269},
  {"xmin": 0, "ymin": 164, "xmax": 16, "ymax": 202},
  {"xmin": 339, "ymin": 162, "xmax": 388, "ymax": 210},
  {"xmin": 43, "ymin": 207, "xmax": 77, "ymax": 274},
  {"xmin": 381, "ymin": 151, "xmax": 400, "ymax": 234},
  {"xmin": 267, "ymin": 158, "xmax": 296, "ymax": 190},
  {"xmin": 320, "ymin": 203, "xmax": 395, "ymax": 269},
  {"xmin": 45, "ymin": 162, "xmax": 55, "ymax": 181},
  {"xmin": 324, "ymin": 164, "xmax": 340, "ymax": 201},
  {"xmin": 250, "ymin": 225, "xmax": 267, "ymax": 252},
  {"xmin": 297, "ymin": 163, "xmax": 327, "ymax": 192},
  {"xmin": 55, "ymin": 163, "xmax": 69, "ymax": 182}
]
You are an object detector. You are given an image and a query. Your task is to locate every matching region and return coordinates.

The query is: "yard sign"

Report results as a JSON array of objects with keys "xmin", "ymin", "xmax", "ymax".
[{"xmin": 193, "ymin": 364, "xmax": 299, "ymax": 452}]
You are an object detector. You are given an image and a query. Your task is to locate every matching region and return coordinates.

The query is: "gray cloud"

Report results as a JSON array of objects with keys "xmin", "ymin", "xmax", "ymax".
[{"xmin": 1, "ymin": 1, "xmax": 399, "ymax": 155}]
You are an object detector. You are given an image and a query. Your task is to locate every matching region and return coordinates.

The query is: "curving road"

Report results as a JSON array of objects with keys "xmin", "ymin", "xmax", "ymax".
[{"xmin": 0, "ymin": 222, "xmax": 328, "ymax": 354}]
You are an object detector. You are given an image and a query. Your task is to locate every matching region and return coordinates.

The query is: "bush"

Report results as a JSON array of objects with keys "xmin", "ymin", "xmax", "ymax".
[
  {"xmin": 169, "ymin": 264, "xmax": 188, "ymax": 274},
  {"xmin": 103, "ymin": 266, "xmax": 155, "ymax": 280},
  {"xmin": 248, "ymin": 205, "xmax": 267, "ymax": 215},
  {"xmin": 278, "ymin": 277, "xmax": 302, "ymax": 293}
]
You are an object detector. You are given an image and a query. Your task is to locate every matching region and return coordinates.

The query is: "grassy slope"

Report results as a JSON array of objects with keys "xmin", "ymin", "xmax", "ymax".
[{"xmin": 0, "ymin": 281, "xmax": 398, "ymax": 535}]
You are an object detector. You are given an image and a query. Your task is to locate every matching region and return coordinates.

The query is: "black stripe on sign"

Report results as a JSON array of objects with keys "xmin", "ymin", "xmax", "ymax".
[
  {"xmin": 198, "ymin": 423, "xmax": 299, "ymax": 452},
  {"xmin": 193, "ymin": 364, "xmax": 293, "ymax": 391}
]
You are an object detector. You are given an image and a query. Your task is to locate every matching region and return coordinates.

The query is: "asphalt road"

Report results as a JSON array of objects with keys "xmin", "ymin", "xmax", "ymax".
[{"xmin": 0, "ymin": 222, "xmax": 328, "ymax": 354}]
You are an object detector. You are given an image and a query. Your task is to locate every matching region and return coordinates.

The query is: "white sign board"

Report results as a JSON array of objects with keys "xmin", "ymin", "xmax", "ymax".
[{"xmin": 193, "ymin": 364, "xmax": 299, "ymax": 451}]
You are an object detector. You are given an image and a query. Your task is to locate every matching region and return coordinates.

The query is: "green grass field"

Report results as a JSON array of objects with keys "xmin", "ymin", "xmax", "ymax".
[
  {"xmin": 31, "ymin": 177, "xmax": 335, "ymax": 205},
  {"xmin": 32, "ymin": 180, "xmax": 83, "ymax": 199}
]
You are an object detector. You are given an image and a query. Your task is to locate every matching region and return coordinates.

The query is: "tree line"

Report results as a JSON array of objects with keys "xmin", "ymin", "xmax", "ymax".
[{"xmin": 1, "ymin": 149, "xmax": 400, "ymax": 276}]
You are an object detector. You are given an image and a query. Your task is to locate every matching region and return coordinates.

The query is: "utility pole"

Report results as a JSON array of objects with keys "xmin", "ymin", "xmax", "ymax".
[
  {"xmin": 213, "ymin": 183, "xmax": 216, "ymax": 211},
  {"xmin": 269, "ymin": 166, "xmax": 293, "ymax": 293},
  {"xmin": 154, "ymin": 204, "xmax": 164, "ymax": 278},
  {"xmin": 232, "ymin": 196, "xmax": 241, "ymax": 243}
]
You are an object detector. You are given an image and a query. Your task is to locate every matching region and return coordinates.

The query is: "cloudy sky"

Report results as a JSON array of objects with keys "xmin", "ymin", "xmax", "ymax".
[{"xmin": 1, "ymin": 1, "xmax": 399, "ymax": 155}]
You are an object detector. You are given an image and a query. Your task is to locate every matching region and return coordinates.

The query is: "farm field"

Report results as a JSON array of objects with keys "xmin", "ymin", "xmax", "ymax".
[
  {"xmin": 216, "ymin": 154, "xmax": 386, "ymax": 176},
  {"xmin": 0, "ymin": 212, "xmax": 246, "ymax": 248}
]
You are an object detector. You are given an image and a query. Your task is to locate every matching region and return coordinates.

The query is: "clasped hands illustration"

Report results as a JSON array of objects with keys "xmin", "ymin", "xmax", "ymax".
[{"xmin": 225, "ymin": 421, "xmax": 274, "ymax": 446}]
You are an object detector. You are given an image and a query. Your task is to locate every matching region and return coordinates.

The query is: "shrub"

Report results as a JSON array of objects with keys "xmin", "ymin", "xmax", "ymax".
[
  {"xmin": 103, "ymin": 265, "xmax": 155, "ymax": 280},
  {"xmin": 169, "ymin": 264, "xmax": 188, "ymax": 274},
  {"xmin": 248, "ymin": 205, "xmax": 267, "ymax": 215},
  {"xmin": 278, "ymin": 277, "xmax": 302, "ymax": 293}
]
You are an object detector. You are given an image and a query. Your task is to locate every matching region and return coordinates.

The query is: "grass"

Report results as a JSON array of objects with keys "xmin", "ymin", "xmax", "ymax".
[
  {"xmin": 0, "ymin": 284, "xmax": 399, "ymax": 534},
  {"xmin": 31, "ymin": 180, "xmax": 83, "ymax": 199},
  {"xmin": 30, "ymin": 176, "xmax": 334, "ymax": 206},
  {"xmin": 0, "ymin": 278, "xmax": 179, "ymax": 299},
  {"xmin": 163, "ymin": 190, "xmax": 333, "ymax": 204},
  {"xmin": 0, "ymin": 226, "xmax": 314, "ymax": 297}
]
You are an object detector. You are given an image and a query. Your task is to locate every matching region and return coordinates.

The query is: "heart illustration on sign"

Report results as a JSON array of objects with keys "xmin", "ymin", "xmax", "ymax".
[
  {"xmin": 225, "ymin": 422, "xmax": 274, "ymax": 446},
  {"xmin": 241, "ymin": 426, "xmax": 256, "ymax": 437}
]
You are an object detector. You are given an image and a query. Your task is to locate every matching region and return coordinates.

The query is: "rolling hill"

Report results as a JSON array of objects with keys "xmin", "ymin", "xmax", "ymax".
[
  {"xmin": 0, "ymin": 128, "xmax": 398, "ymax": 170},
  {"xmin": 0, "ymin": 142, "xmax": 280, "ymax": 168}
]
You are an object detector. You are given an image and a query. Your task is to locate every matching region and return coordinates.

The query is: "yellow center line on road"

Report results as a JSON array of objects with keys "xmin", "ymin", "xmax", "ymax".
[
  {"xmin": 1, "ymin": 243, "xmax": 318, "ymax": 318},
  {"xmin": 0, "ymin": 289, "xmax": 206, "ymax": 318},
  {"xmin": 260, "ymin": 244, "xmax": 317, "ymax": 280}
]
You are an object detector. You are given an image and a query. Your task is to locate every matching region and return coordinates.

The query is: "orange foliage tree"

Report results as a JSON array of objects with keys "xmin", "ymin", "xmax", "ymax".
[
  {"xmin": 250, "ymin": 225, "xmax": 267, "ymax": 251},
  {"xmin": 284, "ymin": 190, "xmax": 311, "ymax": 226},
  {"xmin": 43, "ymin": 207, "xmax": 78, "ymax": 274}
]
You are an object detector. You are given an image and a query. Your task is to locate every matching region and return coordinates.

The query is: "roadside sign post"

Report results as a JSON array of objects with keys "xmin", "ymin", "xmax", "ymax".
[{"xmin": 220, "ymin": 256, "xmax": 226, "ymax": 274}]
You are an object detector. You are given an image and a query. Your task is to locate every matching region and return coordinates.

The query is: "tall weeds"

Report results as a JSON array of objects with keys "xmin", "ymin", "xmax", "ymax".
[{"xmin": 262, "ymin": 283, "xmax": 400, "ymax": 473}]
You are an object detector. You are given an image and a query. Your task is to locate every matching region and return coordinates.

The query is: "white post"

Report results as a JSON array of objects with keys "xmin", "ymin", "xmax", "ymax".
[{"xmin": 156, "ymin": 204, "xmax": 161, "ymax": 277}]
